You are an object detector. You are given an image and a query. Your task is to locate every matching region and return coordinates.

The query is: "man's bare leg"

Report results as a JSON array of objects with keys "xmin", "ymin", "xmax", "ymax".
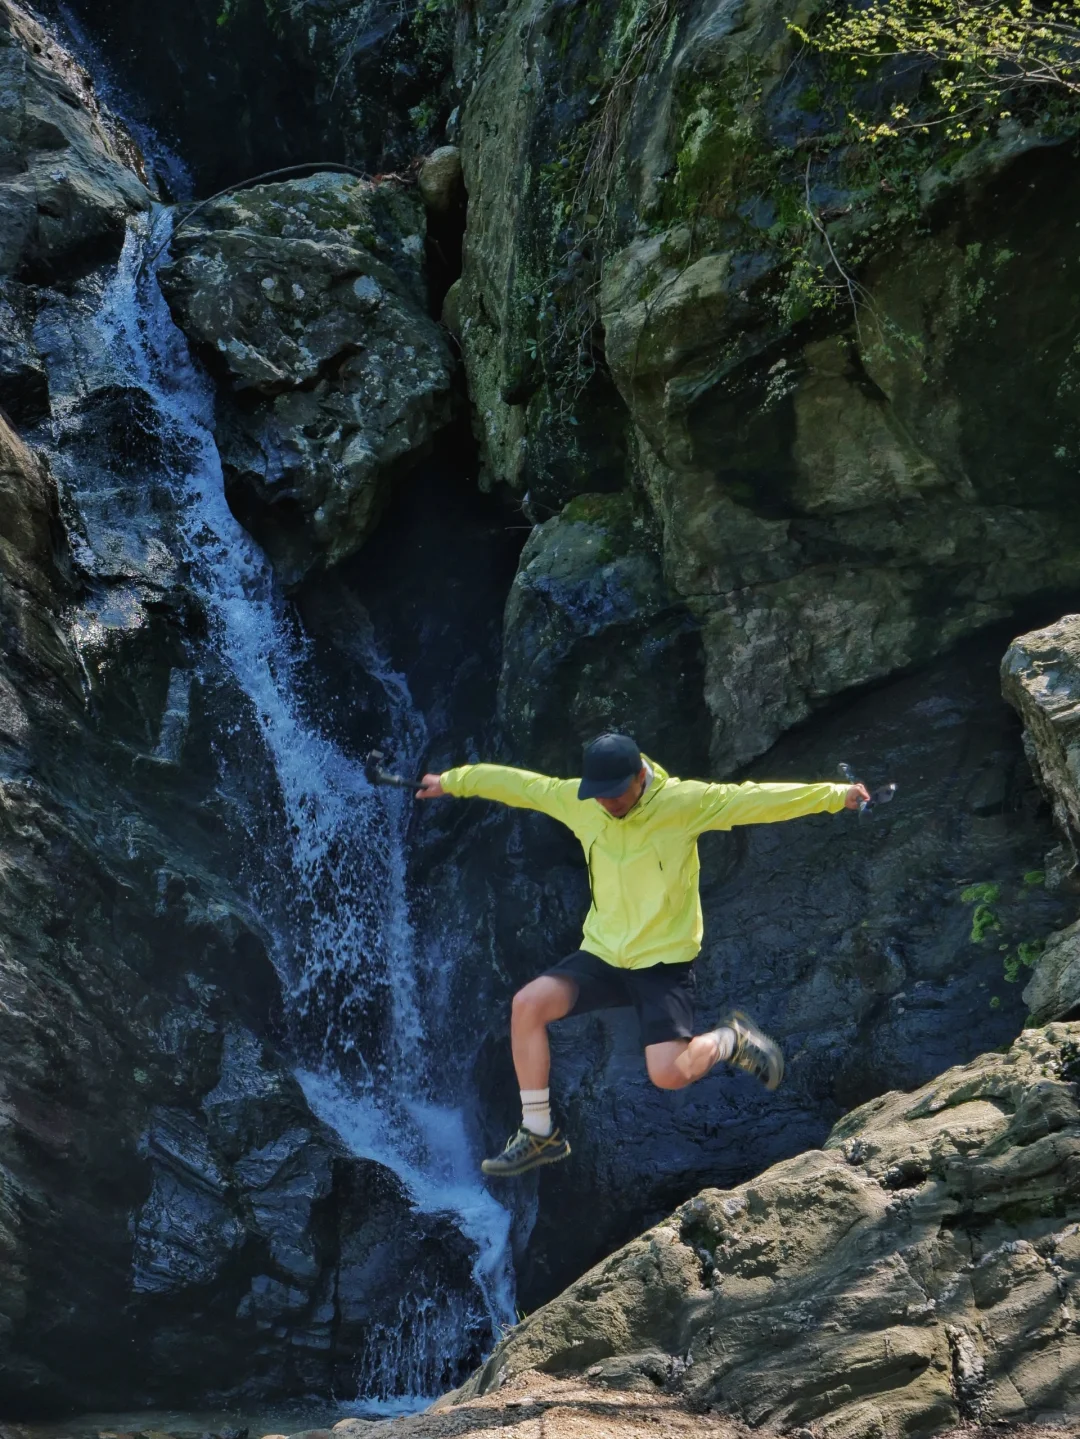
[
  {"xmin": 481, "ymin": 975, "xmax": 578, "ymax": 1179},
  {"xmin": 645, "ymin": 1035, "xmax": 725, "ymax": 1090},
  {"xmin": 510, "ymin": 974, "xmax": 578, "ymax": 1089},
  {"xmin": 645, "ymin": 1012, "xmax": 784, "ymax": 1092}
]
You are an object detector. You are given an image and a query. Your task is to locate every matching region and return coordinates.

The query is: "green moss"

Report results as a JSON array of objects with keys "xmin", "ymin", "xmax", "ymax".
[
  {"xmin": 960, "ymin": 882, "xmax": 1001, "ymax": 905},
  {"xmin": 971, "ymin": 904, "xmax": 1001, "ymax": 945},
  {"xmin": 561, "ymin": 491, "xmax": 637, "ymax": 563},
  {"xmin": 1004, "ymin": 939, "xmax": 1044, "ymax": 983},
  {"xmin": 563, "ymin": 491, "xmax": 633, "ymax": 526},
  {"xmin": 669, "ymin": 77, "xmax": 775, "ymax": 223},
  {"xmin": 1023, "ymin": 870, "xmax": 1046, "ymax": 887}
]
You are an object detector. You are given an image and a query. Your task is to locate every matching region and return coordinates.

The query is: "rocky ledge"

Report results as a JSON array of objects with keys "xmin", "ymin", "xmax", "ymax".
[{"xmin": 418, "ymin": 1023, "xmax": 1080, "ymax": 1437}]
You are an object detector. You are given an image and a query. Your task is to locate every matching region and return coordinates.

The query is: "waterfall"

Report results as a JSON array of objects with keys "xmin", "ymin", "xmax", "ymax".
[{"xmin": 35, "ymin": 208, "xmax": 515, "ymax": 1402}]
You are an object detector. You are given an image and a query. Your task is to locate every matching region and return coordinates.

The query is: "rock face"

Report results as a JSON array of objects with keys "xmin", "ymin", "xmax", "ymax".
[
  {"xmin": 457, "ymin": 0, "xmax": 1080, "ymax": 776},
  {"xmin": 1001, "ymin": 616, "xmax": 1080, "ymax": 1023},
  {"xmin": 160, "ymin": 173, "xmax": 455, "ymax": 581},
  {"xmin": 1003, "ymin": 616, "xmax": 1080, "ymax": 881},
  {"xmin": 52, "ymin": 0, "xmax": 460, "ymax": 193},
  {"xmin": 0, "ymin": 14, "xmax": 487, "ymax": 1412},
  {"xmin": 0, "ymin": 382, "xmax": 479, "ymax": 1410},
  {"xmin": 0, "ymin": 0, "xmax": 148, "ymax": 278},
  {"xmin": 449, "ymin": 1022, "xmax": 1080, "ymax": 1436},
  {"xmin": 498, "ymin": 492, "xmax": 709, "ymax": 774},
  {"xmin": 0, "ymin": 0, "xmax": 149, "ymax": 424}
]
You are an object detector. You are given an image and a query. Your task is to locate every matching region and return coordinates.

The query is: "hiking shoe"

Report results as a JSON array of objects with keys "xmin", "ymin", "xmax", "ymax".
[
  {"xmin": 481, "ymin": 1125, "xmax": 571, "ymax": 1178},
  {"xmin": 722, "ymin": 1009, "xmax": 785, "ymax": 1091}
]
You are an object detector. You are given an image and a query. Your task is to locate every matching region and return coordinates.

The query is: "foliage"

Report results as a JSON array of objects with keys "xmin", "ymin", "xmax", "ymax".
[
  {"xmin": 960, "ymin": 879, "xmax": 1001, "ymax": 942},
  {"xmin": 958, "ymin": 880, "xmax": 1050, "ymax": 986},
  {"xmin": 1003, "ymin": 938, "xmax": 1044, "ymax": 981},
  {"xmin": 775, "ymin": 0, "xmax": 1080, "ymax": 329},
  {"xmin": 792, "ymin": 0, "xmax": 1080, "ymax": 147},
  {"xmin": 970, "ymin": 902, "xmax": 1001, "ymax": 943}
]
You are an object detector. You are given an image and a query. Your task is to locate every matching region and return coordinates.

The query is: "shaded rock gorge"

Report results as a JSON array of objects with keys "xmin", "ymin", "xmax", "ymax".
[{"xmin": 0, "ymin": 0, "xmax": 1079, "ymax": 1429}]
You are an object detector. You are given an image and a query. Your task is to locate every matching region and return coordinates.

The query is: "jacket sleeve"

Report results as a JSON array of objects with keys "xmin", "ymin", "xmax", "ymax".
[
  {"xmin": 686, "ymin": 779, "xmax": 850, "ymax": 835},
  {"xmin": 440, "ymin": 763, "xmax": 580, "ymax": 825}
]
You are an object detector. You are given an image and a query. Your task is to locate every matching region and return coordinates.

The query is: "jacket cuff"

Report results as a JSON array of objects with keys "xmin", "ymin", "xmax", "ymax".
[{"xmin": 440, "ymin": 765, "xmax": 469, "ymax": 796}]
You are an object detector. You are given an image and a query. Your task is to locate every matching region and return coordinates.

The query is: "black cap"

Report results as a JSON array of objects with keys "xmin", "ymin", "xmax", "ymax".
[{"xmin": 577, "ymin": 733, "xmax": 643, "ymax": 800}]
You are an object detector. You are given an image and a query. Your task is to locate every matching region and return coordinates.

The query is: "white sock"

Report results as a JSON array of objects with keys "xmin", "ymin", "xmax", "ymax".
[
  {"xmin": 706, "ymin": 1026, "xmax": 735, "ymax": 1066},
  {"xmin": 520, "ymin": 1088, "xmax": 552, "ymax": 1137}
]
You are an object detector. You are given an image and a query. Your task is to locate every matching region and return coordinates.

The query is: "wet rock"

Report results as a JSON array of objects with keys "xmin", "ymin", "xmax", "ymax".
[
  {"xmin": 0, "ymin": 283, "xmax": 48, "ymax": 423},
  {"xmin": 453, "ymin": 1023, "xmax": 1080, "ymax": 1435},
  {"xmin": 160, "ymin": 173, "xmax": 454, "ymax": 581},
  {"xmin": 0, "ymin": 0, "xmax": 148, "ymax": 277}
]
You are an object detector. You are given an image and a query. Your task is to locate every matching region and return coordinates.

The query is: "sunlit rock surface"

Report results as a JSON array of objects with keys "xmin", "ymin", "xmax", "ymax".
[
  {"xmin": 448, "ymin": 1023, "xmax": 1080, "ymax": 1436},
  {"xmin": 1001, "ymin": 616, "xmax": 1080, "ymax": 1022},
  {"xmin": 457, "ymin": 0, "xmax": 1080, "ymax": 775}
]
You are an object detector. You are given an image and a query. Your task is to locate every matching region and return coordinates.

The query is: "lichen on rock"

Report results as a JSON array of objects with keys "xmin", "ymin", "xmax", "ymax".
[{"xmin": 160, "ymin": 172, "xmax": 455, "ymax": 581}]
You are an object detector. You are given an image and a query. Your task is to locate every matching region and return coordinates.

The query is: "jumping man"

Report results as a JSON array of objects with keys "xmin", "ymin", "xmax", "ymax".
[{"xmin": 416, "ymin": 733, "xmax": 868, "ymax": 1178}]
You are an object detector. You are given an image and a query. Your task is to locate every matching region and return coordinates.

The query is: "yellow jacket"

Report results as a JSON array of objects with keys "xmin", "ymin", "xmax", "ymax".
[{"xmin": 440, "ymin": 758, "xmax": 849, "ymax": 969}]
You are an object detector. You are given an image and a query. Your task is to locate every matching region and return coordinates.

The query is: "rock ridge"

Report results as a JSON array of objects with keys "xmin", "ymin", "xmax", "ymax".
[{"xmin": 443, "ymin": 1023, "xmax": 1080, "ymax": 1436}]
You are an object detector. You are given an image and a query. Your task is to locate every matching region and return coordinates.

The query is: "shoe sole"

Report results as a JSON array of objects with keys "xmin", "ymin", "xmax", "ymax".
[{"xmin": 481, "ymin": 1143, "xmax": 572, "ymax": 1178}]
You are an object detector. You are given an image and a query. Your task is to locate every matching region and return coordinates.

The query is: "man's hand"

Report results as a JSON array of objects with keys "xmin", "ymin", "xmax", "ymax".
[
  {"xmin": 416, "ymin": 773, "xmax": 446, "ymax": 800},
  {"xmin": 844, "ymin": 783, "xmax": 871, "ymax": 810}
]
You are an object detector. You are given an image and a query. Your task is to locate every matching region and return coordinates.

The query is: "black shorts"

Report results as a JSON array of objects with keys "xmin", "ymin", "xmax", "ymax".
[{"xmin": 544, "ymin": 949, "xmax": 696, "ymax": 1048}]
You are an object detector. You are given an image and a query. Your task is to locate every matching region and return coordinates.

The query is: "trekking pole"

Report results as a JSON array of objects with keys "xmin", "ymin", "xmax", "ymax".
[
  {"xmin": 838, "ymin": 762, "xmax": 897, "ymax": 815},
  {"xmin": 364, "ymin": 749, "xmax": 426, "ymax": 791}
]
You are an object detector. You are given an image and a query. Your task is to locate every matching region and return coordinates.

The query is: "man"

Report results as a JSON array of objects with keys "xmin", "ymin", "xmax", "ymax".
[{"xmin": 416, "ymin": 733, "xmax": 868, "ymax": 1178}]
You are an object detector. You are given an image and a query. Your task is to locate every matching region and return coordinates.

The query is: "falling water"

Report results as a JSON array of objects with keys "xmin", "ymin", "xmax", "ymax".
[{"xmin": 36, "ymin": 208, "xmax": 515, "ymax": 1401}]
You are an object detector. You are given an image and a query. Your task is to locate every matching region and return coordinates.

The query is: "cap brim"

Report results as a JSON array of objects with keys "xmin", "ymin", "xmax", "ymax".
[{"xmin": 577, "ymin": 772, "xmax": 636, "ymax": 801}]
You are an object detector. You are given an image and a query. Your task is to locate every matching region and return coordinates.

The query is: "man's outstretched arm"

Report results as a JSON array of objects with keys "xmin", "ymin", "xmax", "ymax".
[
  {"xmin": 416, "ymin": 763, "xmax": 579, "ymax": 822},
  {"xmin": 684, "ymin": 778, "xmax": 869, "ymax": 834}
]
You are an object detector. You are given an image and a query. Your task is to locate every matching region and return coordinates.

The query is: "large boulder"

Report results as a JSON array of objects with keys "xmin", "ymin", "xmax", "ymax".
[
  {"xmin": 497, "ymin": 491, "xmax": 709, "ymax": 773},
  {"xmin": 1001, "ymin": 615, "xmax": 1080, "ymax": 1022},
  {"xmin": 457, "ymin": 0, "xmax": 1080, "ymax": 776},
  {"xmin": 1002, "ymin": 615, "xmax": 1080, "ymax": 875},
  {"xmin": 447, "ymin": 1022, "xmax": 1080, "ymax": 1436},
  {"xmin": 160, "ymin": 173, "xmax": 455, "ymax": 581},
  {"xmin": 0, "ymin": 0, "xmax": 148, "ymax": 277}
]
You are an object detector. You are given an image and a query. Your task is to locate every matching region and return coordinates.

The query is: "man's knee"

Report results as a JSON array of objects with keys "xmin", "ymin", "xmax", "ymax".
[
  {"xmin": 511, "ymin": 976, "xmax": 576, "ymax": 1028},
  {"xmin": 646, "ymin": 1059, "xmax": 690, "ymax": 1090}
]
